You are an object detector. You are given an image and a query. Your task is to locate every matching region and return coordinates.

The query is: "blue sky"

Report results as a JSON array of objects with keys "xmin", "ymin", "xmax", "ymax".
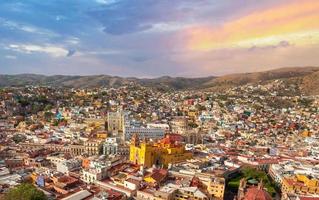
[{"xmin": 1, "ymin": 0, "xmax": 319, "ymax": 77}]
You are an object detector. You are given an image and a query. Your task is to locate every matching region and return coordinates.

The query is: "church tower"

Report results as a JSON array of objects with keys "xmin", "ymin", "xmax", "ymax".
[{"xmin": 131, "ymin": 133, "xmax": 139, "ymax": 146}]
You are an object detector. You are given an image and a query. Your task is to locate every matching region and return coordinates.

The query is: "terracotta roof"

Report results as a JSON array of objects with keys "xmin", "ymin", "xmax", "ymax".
[
  {"xmin": 299, "ymin": 197, "xmax": 319, "ymax": 200},
  {"xmin": 244, "ymin": 187, "xmax": 272, "ymax": 200},
  {"xmin": 160, "ymin": 134, "xmax": 184, "ymax": 144},
  {"xmin": 149, "ymin": 169, "xmax": 168, "ymax": 183}
]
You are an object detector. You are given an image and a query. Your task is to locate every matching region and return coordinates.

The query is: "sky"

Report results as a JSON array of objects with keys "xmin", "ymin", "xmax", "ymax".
[{"xmin": 1, "ymin": 0, "xmax": 319, "ymax": 77}]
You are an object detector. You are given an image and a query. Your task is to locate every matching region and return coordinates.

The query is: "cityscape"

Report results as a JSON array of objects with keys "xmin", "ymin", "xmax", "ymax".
[{"xmin": 1, "ymin": 1, "xmax": 319, "ymax": 200}]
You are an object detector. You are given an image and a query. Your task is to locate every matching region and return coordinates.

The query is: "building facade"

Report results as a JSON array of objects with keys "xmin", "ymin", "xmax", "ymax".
[
  {"xmin": 282, "ymin": 175, "xmax": 319, "ymax": 196},
  {"xmin": 102, "ymin": 137, "xmax": 119, "ymax": 156},
  {"xmin": 107, "ymin": 111, "xmax": 126, "ymax": 134},
  {"xmin": 124, "ymin": 126, "xmax": 165, "ymax": 141},
  {"xmin": 129, "ymin": 134, "xmax": 192, "ymax": 168}
]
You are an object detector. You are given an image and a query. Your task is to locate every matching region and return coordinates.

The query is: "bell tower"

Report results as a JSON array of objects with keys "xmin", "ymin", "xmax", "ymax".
[{"xmin": 131, "ymin": 133, "xmax": 139, "ymax": 146}]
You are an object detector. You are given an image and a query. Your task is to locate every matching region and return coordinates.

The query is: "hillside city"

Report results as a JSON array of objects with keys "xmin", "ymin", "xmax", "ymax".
[
  {"xmin": 1, "ymin": 0, "xmax": 319, "ymax": 199},
  {"xmin": 0, "ymin": 78, "xmax": 318, "ymax": 200}
]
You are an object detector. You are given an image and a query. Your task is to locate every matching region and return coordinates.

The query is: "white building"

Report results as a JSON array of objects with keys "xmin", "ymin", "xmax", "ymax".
[
  {"xmin": 123, "ymin": 126, "xmax": 165, "ymax": 141},
  {"xmin": 103, "ymin": 137, "xmax": 120, "ymax": 156},
  {"xmin": 147, "ymin": 123, "xmax": 170, "ymax": 133},
  {"xmin": 82, "ymin": 167, "xmax": 106, "ymax": 184},
  {"xmin": 56, "ymin": 159, "xmax": 82, "ymax": 174},
  {"xmin": 47, "ymin": 155, "xmax": 66, "ymax": 166}
]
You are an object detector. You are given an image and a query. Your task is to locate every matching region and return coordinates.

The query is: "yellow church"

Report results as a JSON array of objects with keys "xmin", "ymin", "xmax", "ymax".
[{"xmin": 129, "ymin": 134, "xmax": 192, "ymax": 168}]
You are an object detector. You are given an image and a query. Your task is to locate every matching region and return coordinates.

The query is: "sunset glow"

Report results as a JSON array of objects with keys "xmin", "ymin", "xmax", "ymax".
[
  {"xmin": 187, "ymin": 0, "xmax": 319, "ymax": 51},
  {"xmin": 1, "ymin": 0, "xmax": 319, "ymax": 76}
]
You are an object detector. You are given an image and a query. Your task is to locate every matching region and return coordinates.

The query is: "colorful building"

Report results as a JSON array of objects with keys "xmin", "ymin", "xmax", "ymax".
[
  {"xmin": 144, "ymin": 169, "xmax": 168, "ymax": 187},
  {"xmin": 129, "ymin": 134, "xmax": 192, "ymax": 168},
  {"xmin": 171, "ymin": 170, "xmax": 225, "ymax": 199},
  {"xmin": 282, "ymin": 175, "xmax": 319, "ymax": 196},
  {"xmin": 96, "ymin": 131, "xmax": 108, "ymax": 139}
]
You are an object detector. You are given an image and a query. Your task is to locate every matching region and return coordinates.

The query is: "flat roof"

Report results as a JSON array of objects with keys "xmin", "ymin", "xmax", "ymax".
[{"xmin": 61, "ymin": 190, "xmax": 92, "ymax": 200}]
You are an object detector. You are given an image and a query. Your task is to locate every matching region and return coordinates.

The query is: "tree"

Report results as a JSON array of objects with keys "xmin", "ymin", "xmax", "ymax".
[
  {"xmin": 4, "ymin": 183, "xmax": 47, "ymax": 200},
  {"xmin": 44, "ymin": 111, "xmax": 54, "ymax": 121},
  {"xmin": 189, "ymin": 121, "xmax": 199, "ymax": 128},
  {"xmin": 44, "ymin": 104, "xmax": 53, "ymax": 111},
  {"xmin": 12, "ymin": 134, "xmax": 26, "ymax": 144}
]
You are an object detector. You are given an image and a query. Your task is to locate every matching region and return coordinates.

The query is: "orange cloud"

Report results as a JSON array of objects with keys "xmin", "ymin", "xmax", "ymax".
[{"xmin": 187, "ymin": 0, "xmax": 319, "ymax": 51}]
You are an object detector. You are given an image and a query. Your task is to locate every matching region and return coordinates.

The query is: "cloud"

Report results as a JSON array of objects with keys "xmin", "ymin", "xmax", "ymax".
[
  {"xmin": 130, "ymin": 56, "xmax": 150, "ymax": 62},
  {"xmin": 169, "ymin": 44, "xmax": 319, "ymax": 76},
  {"xmin": 95, "ymin": 0, "xmax": 119, "ymax": 5},
  {"xmin": 278, "ymin": 40, "xmax": 290, "ymax": 47},
  {"xmin": 5, "ymin": 55, "xmax": 17, "ymax": 59},
  {"xmin": 55, "ymin": 15, "xmax": 66, "ymax": 21},
  {"xmin": 64, "ymin": 37, "xmax": 80, "ymax": 45},
  {"xmin": 1, "ymin": 0, "xmax": 319, "ymax": 77},
  {"xmin": 67, "ymin": 49, "xmax": 76, "ymax": 57},
  {"xmin": 75, "ymin": 49, "xmax": 121, "ymax": 57},
  {"xmin": 8, "ymin": 44, "xmax": 69, "ymax": 57},
  {"xmin": 248, "ymin": 40, "xmax": 291, "ymax": 51},
  {"xmin": 88, "ymin": 0, "xmax": 206, "ymax": 35},
  {"xmin": 0, "ymin": 17, "xmax": 59, "ymax": 37},
  {"xmin": 185, "ymin": 0, "xmax": 319, "ymax": 51}
]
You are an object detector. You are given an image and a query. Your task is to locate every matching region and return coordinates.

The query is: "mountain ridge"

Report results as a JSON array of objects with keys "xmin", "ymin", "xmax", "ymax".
[{"xmin": 1, "ymin": 67, "xmax": 319, "ymax": 94}]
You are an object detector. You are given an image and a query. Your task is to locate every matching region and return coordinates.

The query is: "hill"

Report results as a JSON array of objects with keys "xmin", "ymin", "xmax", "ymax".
[
  {"xmin": 202, "ymin": 67, "xmax": 319, "ymax": 92},
  {"xmin": 1, "ymin": 67, "xmax": 319, "ymax": 94},
  {"xmin": 0, "ymin": 74, "xmax": 215, "ymax": 90}
]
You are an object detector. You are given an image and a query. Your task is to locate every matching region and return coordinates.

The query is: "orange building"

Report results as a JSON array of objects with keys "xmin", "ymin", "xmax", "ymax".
[{"xmin": 82, "ymin": 158, "xmax": 91, "ymax": 169}]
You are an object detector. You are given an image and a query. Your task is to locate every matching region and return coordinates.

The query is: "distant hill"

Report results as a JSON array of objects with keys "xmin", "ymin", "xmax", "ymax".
[
  {"xmin": 0, "ymin": 73, "xmax": 215, "ymax": 90},
  {"xmin": 1, "ymin": 66, "xmax": 319, "ymax": 94},
  {"xmin": 300, "ymin": 70, "xmax": 319, "ymax": 95},
  {"xmin": 202, "ymin": 67, "xmax": 319, "ymax": 92}
]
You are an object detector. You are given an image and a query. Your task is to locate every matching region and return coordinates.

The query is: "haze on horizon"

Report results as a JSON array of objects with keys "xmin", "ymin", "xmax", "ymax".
[{"xmin": 1, "ymin": 0, "xmax": 319, "ymax": 77}]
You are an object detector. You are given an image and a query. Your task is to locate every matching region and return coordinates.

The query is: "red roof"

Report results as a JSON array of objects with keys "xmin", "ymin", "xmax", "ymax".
[
  {"xmin": 160, "ymin": 134, "xmax": 184, "ymax": 144},
  {"xmin": 299, "ymin": 197, "xmax": 319, "ymax": 200},
  {"xmin": 244, "ymin": 187, "xmax": 272, "ymax": 200},
  {"xmin": 149, "ymin": 169, "xmax": 168, "ymax": 183}
]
